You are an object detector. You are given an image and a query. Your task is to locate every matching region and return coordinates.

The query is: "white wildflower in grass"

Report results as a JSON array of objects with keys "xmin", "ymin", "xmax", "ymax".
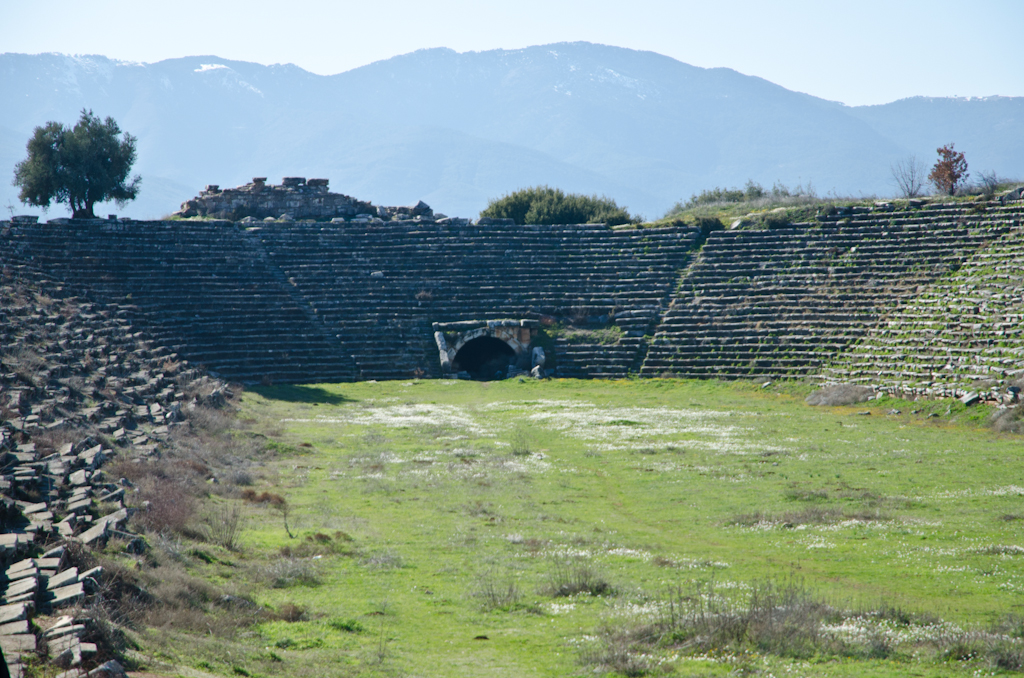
[
  {"xmin": 546, "ymin": 602, "xmax": 576, "ymax": 614},
  {"xmin": 537, "ymin": 547, "xmax": 593, "ymax": 559},
  {"xmin": 605, "ymin": 547, "xmax": 653, "ymax": 562},
  {"xmin": 605, "ymin": 600, "xmax": 664, "ymax": 620},
  {"xmin": 971, "ymin": 544, "xmax": 1024, "ymax": 556},
  {"xmin": 804, "ymin": 535, "xmax": 835, "ymax": 550},
  {"xmin": 287, "ymin": 403, "xmax": 494, "ymax": 436}
]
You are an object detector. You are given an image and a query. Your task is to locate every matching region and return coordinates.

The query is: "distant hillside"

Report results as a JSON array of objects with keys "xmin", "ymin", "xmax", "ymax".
[{"xmin": 1, "ymin": 43, "xmax": 1021, "ymax": 219}]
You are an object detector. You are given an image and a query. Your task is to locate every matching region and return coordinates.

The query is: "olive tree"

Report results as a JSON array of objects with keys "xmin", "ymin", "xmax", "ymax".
[{"xmin": 13, "ymin": 109, "xmax": 140, "ymax": 218}]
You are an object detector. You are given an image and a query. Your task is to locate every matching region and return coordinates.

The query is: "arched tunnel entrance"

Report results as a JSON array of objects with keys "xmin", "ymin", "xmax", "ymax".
[{"xmin": 453, "ymin": 336, "xmax": 516, "ymax": 380}]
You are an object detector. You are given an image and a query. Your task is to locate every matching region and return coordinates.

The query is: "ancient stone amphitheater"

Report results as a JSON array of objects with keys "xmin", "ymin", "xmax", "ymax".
[
  {"xmin": 2, "ymin": 197, "xmax": 1023, "ymax": 393},
  {"xmin": 1, "ymin": 189, "xmax": 1023, "ymax": 674}
]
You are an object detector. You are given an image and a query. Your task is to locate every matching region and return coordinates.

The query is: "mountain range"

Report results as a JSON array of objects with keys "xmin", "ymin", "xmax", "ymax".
[{"xmin": 1, "ymin": 42, "xmax": 1021, "ymax": 220}]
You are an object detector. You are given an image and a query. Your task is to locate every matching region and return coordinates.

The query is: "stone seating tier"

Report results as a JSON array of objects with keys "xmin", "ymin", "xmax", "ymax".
[
  {"xmin": 823, "ymin": 222, "xmax": 1024, "ymax": 390},
  {"xmin": 641, "ymin": 205, "xmax": 1022, "ymax": 380},
  {"xmin": 1, "ymin": 220, "xmax": 700, "ymax": 382}
]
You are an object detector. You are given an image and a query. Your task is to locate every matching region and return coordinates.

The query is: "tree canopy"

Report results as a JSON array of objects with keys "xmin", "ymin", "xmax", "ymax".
[
  {"xmin": 928, "ymin": 143, "xmax": 969, "ymax": 196},
  {"xmin": 13, "ymin": 109, "xmax": 140, "ymax": 219},
  {"xmin": 479, "ymin": 186, "xmax": 636, "ymax": 226}
]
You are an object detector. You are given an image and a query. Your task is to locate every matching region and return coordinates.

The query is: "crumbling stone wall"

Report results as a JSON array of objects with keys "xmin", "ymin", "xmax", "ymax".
[{"xmin": 174, "ymin": 177, "xmax": 434, "ymax": 222}]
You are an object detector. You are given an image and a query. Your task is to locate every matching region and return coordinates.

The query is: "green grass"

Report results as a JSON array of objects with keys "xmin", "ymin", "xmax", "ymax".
[{"xmin": 134, "ymin": 378, "xmax": 1024, "ymax": 677}]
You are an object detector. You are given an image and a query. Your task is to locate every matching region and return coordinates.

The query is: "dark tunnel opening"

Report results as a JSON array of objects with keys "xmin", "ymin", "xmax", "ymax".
[{"xmin": 453, "ymin": 336, "xmax": 517, "ymax": 380}]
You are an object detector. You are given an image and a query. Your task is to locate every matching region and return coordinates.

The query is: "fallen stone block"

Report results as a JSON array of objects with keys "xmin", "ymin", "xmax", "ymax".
[
  {"xmin": 2, "ymin": 592, "xmax": 36, "ymax": 606},
  {"xmin": 86, "ymin": 659, "xmax": 125, "ymax": 678},
  {"xmin": 0, "ymin": 619, "xmax": 29, "ymax": 635},
  {"xmin": 48, "ymin": 633, "xmax": 84, "ymax": 653},
  {"xmin": 959, "ymin": 391, "xmax": 980, "ymax": 406},
  {"xmin": 76, "ymin": 522, "xmax": 107, "ymax": 545},
  {"xmin": 0, "ymin": 603, "xmax": 30, "ymax": 624},
  {"xmin": 3, "ymin": 577, "xmax": 38, "ymax": 599},
  {"xmin": 79, "ymin": 566, "xmax": 103, "ymax": 582},
  {"xmin": 66, "ymin": 498, "xmax": 92, "ymax": 513},
  {"xmin": 46, "ymin": 582, "xmax": 84, "ymax": 607},
  {"xmin": 44, "ymin": 623, "xmax": 85, "ymax": 639},
  {"xmin": 47, "ymin": 568, "xmax": 79, "ymax": 590},
  {"xmin": 0, "ymin": 633, "xmax": 35, "ymax": 652}
]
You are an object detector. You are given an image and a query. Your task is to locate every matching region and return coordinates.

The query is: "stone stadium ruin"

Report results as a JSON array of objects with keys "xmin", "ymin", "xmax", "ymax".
[{"xmin": 3, "ymin": 184, "xmax": 1024, "ymax": 674}]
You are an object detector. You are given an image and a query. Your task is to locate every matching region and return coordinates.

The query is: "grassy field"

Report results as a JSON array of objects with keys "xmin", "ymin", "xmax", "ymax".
[{"xmin": 128, "ymin": 378, "xmax": 1024, "ymax": 677}]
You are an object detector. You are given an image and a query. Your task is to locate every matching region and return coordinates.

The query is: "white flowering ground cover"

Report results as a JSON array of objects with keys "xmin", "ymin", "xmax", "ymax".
[{"xmin": 161, "ymin": 379, "xmax": 1024, "ymax": 677}]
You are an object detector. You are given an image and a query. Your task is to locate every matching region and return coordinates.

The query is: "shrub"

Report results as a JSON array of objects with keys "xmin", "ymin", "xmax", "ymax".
[
  {"xmin": 693, "ymin": 215, "xmax": 725, "ymax": 238},
  {"xmin": 201, "ymin": 503, "xmax": 246, "ymax": 551},
  {"xmin": 260, "ymin": 559, "xmax": 322, "ymax": 588},
  {"xmin": 474, "ymin": 568, "xmax": 523, "ymax": 611},
  {"xmin": 329, "ymin": 618, "xmax": 364, "ymax": 633},
  {"xmin": 509, "ymin": 424, "xmax": 531, "ymax": 456},
  {"xmin": 989, "ymin": 405, "xmax": 1024, "ymax": 434},
  {"xmin": 545, "ymin": 556, "xmax": 612, "ymax": 597},
  {"xmin": 761, "ymin": 211, "xmax": 791, "ymax": 229},
  {"xmin": 480, "ymin": 186, "xmax": 636, "ymax": 226},
  {"xmin": 134, "ymin": 482, "xmax": 196, "ymax": 535},
  {"xmin": 275, "ymin": 603, "xmax": 307, "ymax": 622}
]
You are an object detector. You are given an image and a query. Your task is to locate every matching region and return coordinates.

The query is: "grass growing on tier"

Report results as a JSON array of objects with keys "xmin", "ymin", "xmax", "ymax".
[{"xmin": 123, "ymin": 378, "xmax": 1024, "ymax": 677}]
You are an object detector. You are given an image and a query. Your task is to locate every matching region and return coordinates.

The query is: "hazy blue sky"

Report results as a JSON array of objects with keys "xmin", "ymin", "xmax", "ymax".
[{"xmin": 2, "ymin": 0, "xmax": 1023, "ymax": 106}]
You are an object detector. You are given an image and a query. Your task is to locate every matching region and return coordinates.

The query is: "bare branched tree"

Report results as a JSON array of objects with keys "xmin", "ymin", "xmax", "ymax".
[
  {"xmin": 891, "ymin": 155, "xmax": 926, "ymax": 198},
  {"xmin": 978, "ymin": 170, "xmax": 1000, "ymax": 198}
]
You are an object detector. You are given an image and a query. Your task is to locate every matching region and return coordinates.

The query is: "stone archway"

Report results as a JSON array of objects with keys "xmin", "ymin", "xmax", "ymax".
[
  {"xmin": 433, "ymin": 319, "xmax": 540, "ymax": 379},
  {"xmin": 453, "ymin": 336, "xmax": 516, "ymax": 380}
]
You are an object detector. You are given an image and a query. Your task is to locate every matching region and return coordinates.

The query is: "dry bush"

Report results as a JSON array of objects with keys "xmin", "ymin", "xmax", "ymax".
[
  {"xmin": 31, "ymin": 426, "xmax": 92, "ymax": 455},
  {"xmin": 576, "ymin": 625, "xmax": 658, "ymax": 676},
  {"xmin": 132, "ymin": 481, "xmax": 197, "ymax": 535},
  {"xmin": 362, "ymin": 550, "xmax": 404, "ymax": 571},
  {"xmin": 509, "ymin": 424, "xmax": 532, "ymax": 456},
  {"xmin": 545, "ymin": 556, "xmax": 612, "ymax": 597},
  {"xmin": 805, "ymin": 384, "xmax": 873, "ymax": 406},
  {"xmin": 474, "ymin": 567, "xmax": 522, "ymax": 611},
  {"xmin": 200, "ymin": 503, "xmax": 246, "ymax": 551},
  {"xmin": 991, "ymin": 406, "xmax": 1024, "ymax": 434},
  {"xmin": 259, "ymin": 558, "xmax": 322, "ymax": 588},
  {"xmin": 731, "ymin": 506, "xmax": 890, "ymax": 527},
  {"xmin": 240, "ymin": 489, "xmax": 286, "ymax": 507},
  {"xmin": 274, "ymin": 602, "xmax": 307, "ymax": 622},
  {"xmin": 280, "ymin": 531, "xmax": 357, "ymax": 558}
]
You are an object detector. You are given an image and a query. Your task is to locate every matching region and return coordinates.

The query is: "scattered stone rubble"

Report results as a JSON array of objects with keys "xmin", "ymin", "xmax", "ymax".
[
  {"xmin": 0, "ymin": 264, "xmax": 227, "ymax": 677},
  {"xmin": 173, "ymin": 176, "xmax": 438, "ymax": 222}
]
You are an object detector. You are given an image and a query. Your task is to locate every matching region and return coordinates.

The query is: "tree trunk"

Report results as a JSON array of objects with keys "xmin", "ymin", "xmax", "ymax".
[{"xmin": 71, "ymin": 201, "xmax": 95, "ymax": 219}]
